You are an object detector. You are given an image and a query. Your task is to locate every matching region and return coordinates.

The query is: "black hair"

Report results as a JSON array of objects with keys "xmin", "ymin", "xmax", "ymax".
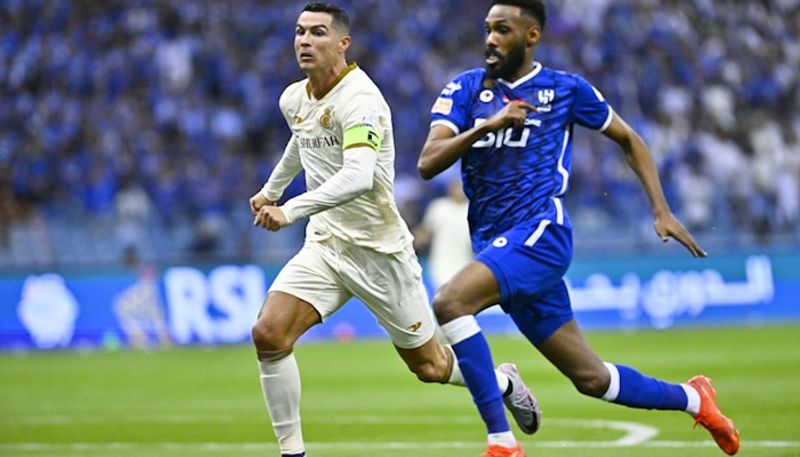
[
  {"xmin": 302, "ymin": 2, "xmax": 351, "ymax": 32},
  {"xmin": 491, "ymin": 0, "xmax": 546, "ymax": 29}
]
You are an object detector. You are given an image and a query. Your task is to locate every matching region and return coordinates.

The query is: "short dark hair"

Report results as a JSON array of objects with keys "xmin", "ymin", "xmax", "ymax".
[
  {"xmin": 491, "ymin": 0, "xmax": 546, "ymax": 29},
  {"xmin": 302, "ymin": 2, "xmax": 350, "ymax": 32}
]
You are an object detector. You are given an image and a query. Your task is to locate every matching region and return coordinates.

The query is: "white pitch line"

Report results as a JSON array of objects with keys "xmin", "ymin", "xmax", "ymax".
[
  {"xmin": 546, "ymin": 418, "xmax": 658, "ymax": 445},
  {"xmin": 1, "ymin": 441, "xmax": 799, "ymax": 452}
]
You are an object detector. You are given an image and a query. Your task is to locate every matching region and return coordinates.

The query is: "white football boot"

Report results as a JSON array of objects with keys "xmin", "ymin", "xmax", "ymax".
[{"xmin": 498, "ymin": 363, "xmax": 541, "ymax": 435}]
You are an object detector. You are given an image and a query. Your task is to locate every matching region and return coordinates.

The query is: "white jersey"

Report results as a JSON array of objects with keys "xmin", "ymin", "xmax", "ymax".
[{"xmin": 277, "ymin": 64, "xmax": 412, "ymax": 254}]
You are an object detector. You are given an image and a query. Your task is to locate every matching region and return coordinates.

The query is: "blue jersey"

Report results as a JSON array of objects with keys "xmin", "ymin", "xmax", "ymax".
[{"xmin": 430, "ymin": 63, "xmax": 612, "ymax": 252}]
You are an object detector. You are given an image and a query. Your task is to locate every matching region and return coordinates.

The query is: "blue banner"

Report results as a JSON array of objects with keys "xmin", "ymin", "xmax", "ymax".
[{"xmin": 0, "ymin": 253, "xmax": 798, "ymax": 351}]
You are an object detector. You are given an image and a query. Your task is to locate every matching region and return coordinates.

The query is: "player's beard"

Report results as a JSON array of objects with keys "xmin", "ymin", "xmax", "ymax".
[{"xmin": 485, "ymin": 42, "xmax": 526, "ymax": 80}]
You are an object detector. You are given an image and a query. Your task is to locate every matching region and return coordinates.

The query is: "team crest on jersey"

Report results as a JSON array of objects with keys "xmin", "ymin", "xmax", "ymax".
[
  {"xmin": 293, "ymin": 115, "xmax": 303, "ymax": 125},
  {"xmin": 537, "ymin": 89, "xmax": 555, "ymax": 105},
  {"xmin": 319, "ymin": 108, "xmax": 333, "ymax": 129}
]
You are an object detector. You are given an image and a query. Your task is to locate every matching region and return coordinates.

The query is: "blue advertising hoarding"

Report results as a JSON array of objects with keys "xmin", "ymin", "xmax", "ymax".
[{"xmin": 0, "ymin": 252, "xmax": 798, "ymax": 351}]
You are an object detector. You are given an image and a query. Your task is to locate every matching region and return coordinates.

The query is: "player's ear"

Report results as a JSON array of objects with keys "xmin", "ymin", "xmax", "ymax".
[
  {"xmin": 526, "ymin": 24, "xmax": 541, "ymax": 47},
  {"xmin": 338, "ymin": 34, "xmax": 351, "ymax": 54}
]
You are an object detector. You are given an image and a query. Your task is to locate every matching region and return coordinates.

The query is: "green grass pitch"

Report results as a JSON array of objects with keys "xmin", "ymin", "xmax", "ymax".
[{"xmin": 1, "ymin": 325, "xmax": 799, "ymax": 457}]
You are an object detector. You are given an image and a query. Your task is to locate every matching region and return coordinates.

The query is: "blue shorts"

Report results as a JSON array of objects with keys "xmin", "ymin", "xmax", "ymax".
[{"xmin": 475, "ymin": 220, "xmax": 574, "ymax": 346}]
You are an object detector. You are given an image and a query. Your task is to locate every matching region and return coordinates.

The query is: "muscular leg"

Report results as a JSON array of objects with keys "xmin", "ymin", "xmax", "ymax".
[
  {"xmin": 537, "ymin": 319, "xmax": 698, "ymax": 412},
  {"xmin": 432, "ymin": 261, "xmax": 518, "ymax": 446},
  {"xmin": 394, "ymin": 336, "xmax": 452, "ymax": 383},
  {"xmin": 394, "ymin": 336, "xmax": 510, "ymax": 393},
  {"xmin": 251, "ymin": 291, "xmax": 321, "ymax": 457}
]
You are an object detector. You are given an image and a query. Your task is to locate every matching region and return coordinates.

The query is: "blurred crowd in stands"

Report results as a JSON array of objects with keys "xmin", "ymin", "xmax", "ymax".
[{"xmin": 1, "ymin": 0, "xmax": 799, "ymax": 267}]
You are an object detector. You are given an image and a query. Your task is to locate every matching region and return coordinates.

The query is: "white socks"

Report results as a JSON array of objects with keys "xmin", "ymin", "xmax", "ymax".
[
  {"xmin": 682, "ymin": 383, "xmax": 701, "ymax": 416},
  {"xmin": 601, "ymin": 362, "xmax": 620, "ymax": 401},
  {"xmin": 488, "ymin": 431, "xmax": 518, "ymax": 447},
  {"xmin": 259, "ymin": 354, "xmax": 304, "ymax": 455}
]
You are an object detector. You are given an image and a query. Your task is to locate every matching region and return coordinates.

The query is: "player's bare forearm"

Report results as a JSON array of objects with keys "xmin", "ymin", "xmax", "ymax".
[
  {"xmin": 604, "ymin": 114, "xmax": 707, "ymax": 257},
  {"xmin": 419, "ymin": 101, "xmax": 536, "ymax": 180},
  {"xmin": 604, "ymin": 115, "xmax": 670, "ymax": 216},
  {"xmin": 418, "ymin": 124, "xmax": 499, "ymax": 180}
]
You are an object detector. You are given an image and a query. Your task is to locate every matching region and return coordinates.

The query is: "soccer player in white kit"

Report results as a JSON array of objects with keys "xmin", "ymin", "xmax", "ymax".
[{"xmin": 249, "ymin": 4, "xmax": 540, "ymax": 456}]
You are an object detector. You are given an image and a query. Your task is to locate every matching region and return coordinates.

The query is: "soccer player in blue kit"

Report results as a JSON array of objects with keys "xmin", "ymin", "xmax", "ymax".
[{"xmin": 417, "ymin": 1, "xmax": 740, "ymax": 456}]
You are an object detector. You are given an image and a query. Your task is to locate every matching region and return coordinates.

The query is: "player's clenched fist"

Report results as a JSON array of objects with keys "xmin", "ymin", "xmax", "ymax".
[
  {"xmin": 249, "ymin": 192, "xmax": 276, "ymax": 215},
  {"xmin": 253, "ymin": 205, "xmax": 288, "ymax": 231}
]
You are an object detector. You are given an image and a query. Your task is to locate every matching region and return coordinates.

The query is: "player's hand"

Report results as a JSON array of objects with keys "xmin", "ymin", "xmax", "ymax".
[
  {"xmin": 249, "ymin": 192, "xmax": 276, "ymax": 215},
  {"xmin": 253, "ymin": 205, "xmax": 288, "ymax": 232},
  {"xmin": 654, "ymin": 213, "xmax": 707, "ymax": 258},
  {"xmin": 485, "ymin": 99, "xmax": 537, "ymax": 131}
]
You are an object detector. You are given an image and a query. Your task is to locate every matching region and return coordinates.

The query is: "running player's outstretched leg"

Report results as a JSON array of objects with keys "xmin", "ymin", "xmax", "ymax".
[
  {"xmin": 433, "ymin": 262, "xmax": 527, "ymax": 457},
  {"xmin": 252, "ymin": 292, "xmax": 321, "ymax": 457},
  {"xmin": 535, "ymin": 319, "xmax": 740, "ymax": 455}
]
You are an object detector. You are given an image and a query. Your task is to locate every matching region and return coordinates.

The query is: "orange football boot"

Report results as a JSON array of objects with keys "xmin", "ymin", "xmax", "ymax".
[
  {"xmin": 483, "ymin": 443, "xmax": 526, "ymax": 457},
  {"xmin": 687, "ymin": 375, "xmax": 740, "ymax": 455}
]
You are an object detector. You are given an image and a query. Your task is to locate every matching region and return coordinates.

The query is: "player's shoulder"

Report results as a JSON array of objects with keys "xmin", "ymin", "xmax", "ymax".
[
  {"xmin": 322, "ymin": 67, "xmax": 383, "ymax": 105},
  {"xmin": 536, "ymin": 65, "xmax": 587, "ymax": 90},
  {"xmin": 450, "ymin": 68, "xmax": 487, "ymax": 89},
  {"xmin": 335, "ymin": 67, "xmax": 390, "ymax": 116},
  {"xmin": 279, "ymin": 79, "xmax": 308, "ymax": 112}
]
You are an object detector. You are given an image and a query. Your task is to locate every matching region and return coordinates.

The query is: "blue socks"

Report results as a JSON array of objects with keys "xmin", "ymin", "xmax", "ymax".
[
  {"xmin": 441, "ymin": 316, "xmax": 510, "ymax": 434},
  {"xmin": 602, "ymin": 362, "xmax": 689, "ymax": 410}
]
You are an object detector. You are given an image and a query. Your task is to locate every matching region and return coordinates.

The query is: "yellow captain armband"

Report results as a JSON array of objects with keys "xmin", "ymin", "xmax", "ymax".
[{"xmin": 343, "ymin": 124, "xmax": 382, "ymax": 152}]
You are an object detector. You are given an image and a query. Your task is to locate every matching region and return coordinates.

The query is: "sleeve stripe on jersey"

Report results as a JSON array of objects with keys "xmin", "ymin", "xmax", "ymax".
[
  {"xmin": 599, "ymin": 107, "xmax": 614, "ymax": 132},
  {"xmin": 431, "ymin": 119, "xmax": 460, "ymax": 135}
]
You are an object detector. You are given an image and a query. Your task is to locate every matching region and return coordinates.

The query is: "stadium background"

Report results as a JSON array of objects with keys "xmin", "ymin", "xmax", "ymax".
[{"xmin": 1, "ymin": 1, "xmax": 799, "ymax": 456}]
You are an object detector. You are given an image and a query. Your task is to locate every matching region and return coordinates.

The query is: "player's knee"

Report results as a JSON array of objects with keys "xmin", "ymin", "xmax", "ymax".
[
  {"xmin": 571, "ymin": 368, "xmax": 610, "ymax": 398},
  {"xmin": 432, "ymin": 285, "xmax": 466, "ymax": 324},
  {"xmin": 251, "ymin": 320, "xmax": 293, "ymax": 355}
]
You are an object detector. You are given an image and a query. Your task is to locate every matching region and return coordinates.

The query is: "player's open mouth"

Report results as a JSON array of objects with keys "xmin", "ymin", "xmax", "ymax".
[
  {"xmin": 299, "ymin": 52, "xmax": 314, "ymax": 61},
  {"xmin": 485, "ymin": 49, "xmax": 502, "ymax": 66}
]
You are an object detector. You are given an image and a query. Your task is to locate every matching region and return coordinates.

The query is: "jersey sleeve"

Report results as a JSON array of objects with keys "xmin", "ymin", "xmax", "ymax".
[
  {"xmin": 430, "ymin": 72, "xmax": 473, "ymax": 135},
  {"xmin": 278, "ymin": 82, "xmax": 304, "ymax": 128},
  {"xmin": 571, "ymin": 75, "xmax": 613, "ymax": 132},
  {"xmin": 338, "ymin": 92, "xmax": 385, "ymax": 152}
]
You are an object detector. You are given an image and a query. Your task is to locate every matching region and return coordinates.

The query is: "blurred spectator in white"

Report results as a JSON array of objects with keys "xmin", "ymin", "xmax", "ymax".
[
  {"xmin": 115, "ymin": 174, "xmax": 152, "ymax": 255},
  {"xmin": 775, "ymin": 121, "xmax": 800, "ymax": 231},
  {"xmin": 674, "ymin": 150, "xmax": 715, "ymax": 232},
  {"xmin": 414, "ymin": 180, "xmax": 472, "ymax": 289}
]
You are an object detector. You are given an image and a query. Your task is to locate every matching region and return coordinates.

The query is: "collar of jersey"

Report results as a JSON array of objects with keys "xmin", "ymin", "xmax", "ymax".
[
  {"xmin": 497, "ymin": 62, "xmax": 543, "ymax": 90},
  {"xmin": 306, "ymin": 62, "xmax": 358, "ymax": 100}
]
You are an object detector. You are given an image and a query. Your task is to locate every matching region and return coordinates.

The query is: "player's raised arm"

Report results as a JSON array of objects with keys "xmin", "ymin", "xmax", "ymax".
[
  {"xmin": 602, "ymin": 113, "xmax": 708, "ymax": 258},
  {"xmin": 418, "ymin": 99, "xmax": 536, "ymax": 180}
]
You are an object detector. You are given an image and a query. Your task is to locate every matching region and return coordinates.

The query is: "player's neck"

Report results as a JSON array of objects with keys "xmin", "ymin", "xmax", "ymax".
[
  {"xmin": 307, "ymin": 60, "xmax": 351, "ymax": 99},
  {"xmin": 504, "ymin": 56, "xmax": 536, "ymax": 84}
]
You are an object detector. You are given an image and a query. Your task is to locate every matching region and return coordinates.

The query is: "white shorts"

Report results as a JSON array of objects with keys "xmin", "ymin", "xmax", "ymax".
[{"xmin": 269, "ymin": 237, "xmax": 435, "ymax": 349}]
